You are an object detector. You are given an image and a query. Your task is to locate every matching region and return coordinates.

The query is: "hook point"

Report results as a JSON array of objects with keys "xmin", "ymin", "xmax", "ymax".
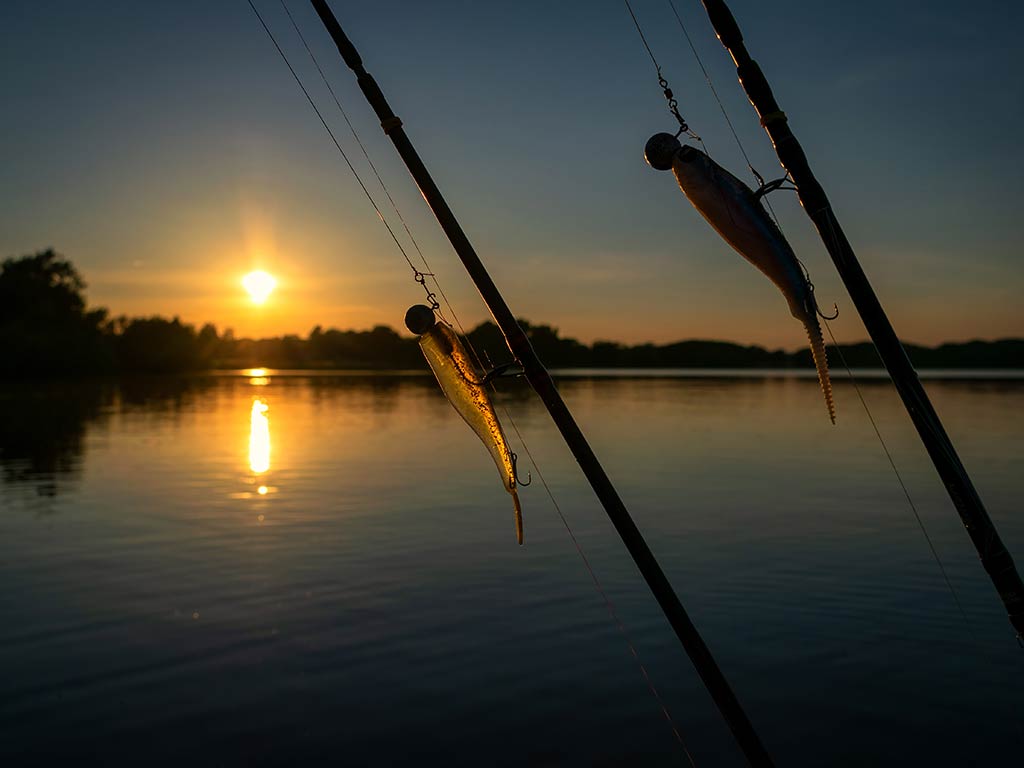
[{"xmin": 511, "ymin": 452, "xmax": 532, "ymax": 487}]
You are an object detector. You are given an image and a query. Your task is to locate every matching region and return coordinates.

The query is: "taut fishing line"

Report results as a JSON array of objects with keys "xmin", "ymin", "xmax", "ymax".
[
  {"xmin": 244, "ymin": 0, "xmax": 436, "ymax": 311},
  {"xmin": 818, "ymin": 216, "xmax": 977, "ymax": 644},
  {"xmin": 623, "ymin": 0, "xmax": 700, "ymax": 142},
  {"xmin": 822, "ymin": 316, "xmax": 977, "ymax": 642},
  {"xmin": 276, "ymin": 0, "xmax": 456, "ymax": 324},
  {"xmin": 248, "ymin": 0, "xmax": 696, "ymax": 757},
  {"xmin": 500, "ymin": 413, "xmax": 696, "ymax": 764},
  {"xmin": 663, "ymin": 0, "xmax": 787, "ymax": 227},
  {"xmin": 622, "ymin": 0, "xmax": 747, "ymax": 238},
  {"xmin": 667, "ymin": 0, "xmax": 760, "ymax": 184},
  {"xmin": 275, "ymin": 0, "xmax": 485, "ymax": 367}
]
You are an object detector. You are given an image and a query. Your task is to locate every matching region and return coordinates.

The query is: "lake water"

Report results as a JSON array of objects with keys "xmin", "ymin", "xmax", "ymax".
[{"xmin": 1, "ymin": 371, "xmax": 1022, "ymax": 766}]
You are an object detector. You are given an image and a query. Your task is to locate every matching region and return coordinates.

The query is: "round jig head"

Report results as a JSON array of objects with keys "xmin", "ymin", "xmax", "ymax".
[
  {"xmin": 404, "ymin": 304, "xmax": 436, "ymax": 335},
  {"xmin": 644, "ymin": 132, "xmax": 682, "ymax": 171}
]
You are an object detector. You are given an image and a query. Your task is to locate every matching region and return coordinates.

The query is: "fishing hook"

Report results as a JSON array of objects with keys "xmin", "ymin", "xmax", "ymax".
[
  {"xmin": 806, "ymin": 283, "xmax": 840, "ymax": 321},
  {"xmin": 480, "ymin": 360, "xmax": 525, "ymax": 385},
  {"xmin": 817, "ymin": 302, "xmax": 840, "ymax": 321},
  {"xmin": 752, "ymin": 176, "xmax": 798, "ymax": 201},
  {"xmin": 801, "ymin": 267, "xmax": 840, "ymax": 321},
  {"xmin": 511, "ymin": 452, "xmax": 532, "ymax": 487}
]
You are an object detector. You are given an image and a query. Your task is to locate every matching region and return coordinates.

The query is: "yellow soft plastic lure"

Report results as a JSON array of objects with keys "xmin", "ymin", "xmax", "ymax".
[{"xmin": 406, "ymin": 306, "xmax": 523, "ymax": 544}]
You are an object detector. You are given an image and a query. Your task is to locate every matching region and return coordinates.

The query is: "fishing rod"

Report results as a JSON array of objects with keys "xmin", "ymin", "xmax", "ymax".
[
  {"xmin": 691, "ymin": 0, "xmax": 1024, "ymax": 640},
  {"xmin": 306, "ymin": 0, "xmax": 774, "ymax": 763}
]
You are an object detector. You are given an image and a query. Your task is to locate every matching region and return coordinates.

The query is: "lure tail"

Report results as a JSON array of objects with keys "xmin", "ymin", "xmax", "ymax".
[
  {"xmin": 803, "ymin": 314, "xmax": 836, "ymax": 424},
  {"xmin": 512, "ymin": 488, "xmax": 523, "ymax": 546}
]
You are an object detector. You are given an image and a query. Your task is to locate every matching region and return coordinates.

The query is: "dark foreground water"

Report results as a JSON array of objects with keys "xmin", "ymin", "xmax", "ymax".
[{"xmin": 1, "ymin": 371, "xmax": 1022, "ymax": 766}]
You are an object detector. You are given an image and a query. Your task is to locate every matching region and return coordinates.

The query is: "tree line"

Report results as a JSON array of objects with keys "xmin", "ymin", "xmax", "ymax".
[{"xmin": 2, "ymin": 249, "xmax": 1021, "ymax": 375}]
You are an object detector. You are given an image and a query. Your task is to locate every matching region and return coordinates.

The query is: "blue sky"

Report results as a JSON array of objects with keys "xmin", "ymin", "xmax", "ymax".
[{"xmin": 1, "ymin": 0, "xmax": 1021, "ymax": 347}]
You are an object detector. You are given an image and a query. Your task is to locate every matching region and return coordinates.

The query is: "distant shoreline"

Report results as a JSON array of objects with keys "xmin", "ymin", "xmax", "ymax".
[
  {"xmin": 207, "ymin": 367, "xmax": 1024, "ymax": 380},
  {"xmin": 4, "ymin": 250, "xmax": 1022, "ymax": 376},
  {"xmin": 7, "ymin": 368, "xmax": 1021, "ymax": 388},
  {"xmin": 206, "ymin": 333, "xmax": 1024, "ymax": 373}
]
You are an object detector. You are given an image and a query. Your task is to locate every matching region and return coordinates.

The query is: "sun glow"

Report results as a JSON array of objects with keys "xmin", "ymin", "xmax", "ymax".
[{"xmin": 242, "ymin": 270, "xmax": 277, "ymax": 304}]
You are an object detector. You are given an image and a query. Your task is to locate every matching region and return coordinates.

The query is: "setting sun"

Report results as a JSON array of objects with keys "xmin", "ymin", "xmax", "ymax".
[{"xmin": 242, "ymin": 270, "xmax": 277, "ymax": 304}]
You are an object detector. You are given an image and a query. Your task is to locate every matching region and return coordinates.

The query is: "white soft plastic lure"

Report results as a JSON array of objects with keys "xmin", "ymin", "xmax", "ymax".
[
  {"xmin": 646, "ymin": 133, "xmax": 836, "ymax": 423},
  {"xmin": 405, "ymin": 305, "xmax": 524, "ymax": 544}
]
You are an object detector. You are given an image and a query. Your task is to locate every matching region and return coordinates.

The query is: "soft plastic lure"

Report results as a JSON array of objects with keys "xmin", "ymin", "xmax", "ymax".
[
  {"xmin": 646, "ymin": 133, "xmax": 836, "ymax": 423},
  {"xmin": 405, "ymin": 305, "xmax": 524, "ymax": 543}
]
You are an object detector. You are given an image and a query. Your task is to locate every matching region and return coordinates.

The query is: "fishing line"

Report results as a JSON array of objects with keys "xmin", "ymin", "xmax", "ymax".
[
  {"xmin": 251, "ymin": 0, "xmax": 516, "ymax": 532},
  {"xmin": 440, "ymin": 213, "xmax": 699, "ymax": 761},
  {"xmin": 451, "ymin": 289, "xmax": 699, "ymax": 757},
  {"xmin": 273, "ymin": 0, "xmax": 520, "ymax": 381},
  {"xmin": 249, "ymin": 1, "xmax": 506, "ymax": 446},
  {"xmin": 256, "ymin": 0, "xmax": 536, "ymax": 482},
  {"xmin": 666, "ymin": 0, "xmax": 759, "ymax": 184},
  {"xmin": 663, "ymin": 0, "xmax": 793, "ymax": 233},
  {"xmin": 623, "ymin": 0, "xmax": 700, "ymax": 140},
  {"xmin": 276, "ymin": 0, "xmax": 456, "ymax": 324},
  {"xmin": 622, "ymin": 0, "xmax": 754, "ymax": 242},
  {"xmin": 245, "ymin": 0, "xmax": 438, "ymax": 310},
  {"xmin": 251, "ymin": 0, "xmax": 697, "ymax": 751},
  {"xmin": 623, "ymin": 0, "xmax": 662, "ymax": 73},
  {"xmin": 270, "ymin": 5, "xmax": 522, "ymax": 381},
  {"xmin": 816, "ymin": 221, "xmax": 977, "ymax": 642},
  {"xmin": 502, "ymin": 414, "xmax": 697, "ymax": 766}
]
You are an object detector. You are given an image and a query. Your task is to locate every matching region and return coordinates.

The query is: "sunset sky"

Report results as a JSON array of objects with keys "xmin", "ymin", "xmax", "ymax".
[{"xmin": 1, "ymin": 0, "xmax": 1021, "ymax": 348}]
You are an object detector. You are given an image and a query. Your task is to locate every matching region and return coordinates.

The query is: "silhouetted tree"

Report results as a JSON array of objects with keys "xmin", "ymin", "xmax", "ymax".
[
  {"xmin": 116, "ymin": 316, "xmax": 204, "ymax": 372},
  {"xmin": 0, "ymin": 249, "xmax": 111, "ymax": 374},
  {"xmin": 197, "ymin": 323, "xmax": 220, "ymax": 364}
]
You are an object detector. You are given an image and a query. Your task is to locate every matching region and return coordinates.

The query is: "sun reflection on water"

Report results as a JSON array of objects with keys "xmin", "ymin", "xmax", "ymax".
[
  {"xmin": 246, "ymin": 368, "xmax": 270, "ymax": 387},
  {"xmin": 249, "ymin": 399, "xmax": 270, "ymax": 475}
]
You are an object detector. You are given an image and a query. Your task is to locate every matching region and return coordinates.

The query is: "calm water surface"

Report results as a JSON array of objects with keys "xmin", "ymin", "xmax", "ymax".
[{"xmin": 1, "ymin": 371, "xmax": 1022, "ymax": 766}]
